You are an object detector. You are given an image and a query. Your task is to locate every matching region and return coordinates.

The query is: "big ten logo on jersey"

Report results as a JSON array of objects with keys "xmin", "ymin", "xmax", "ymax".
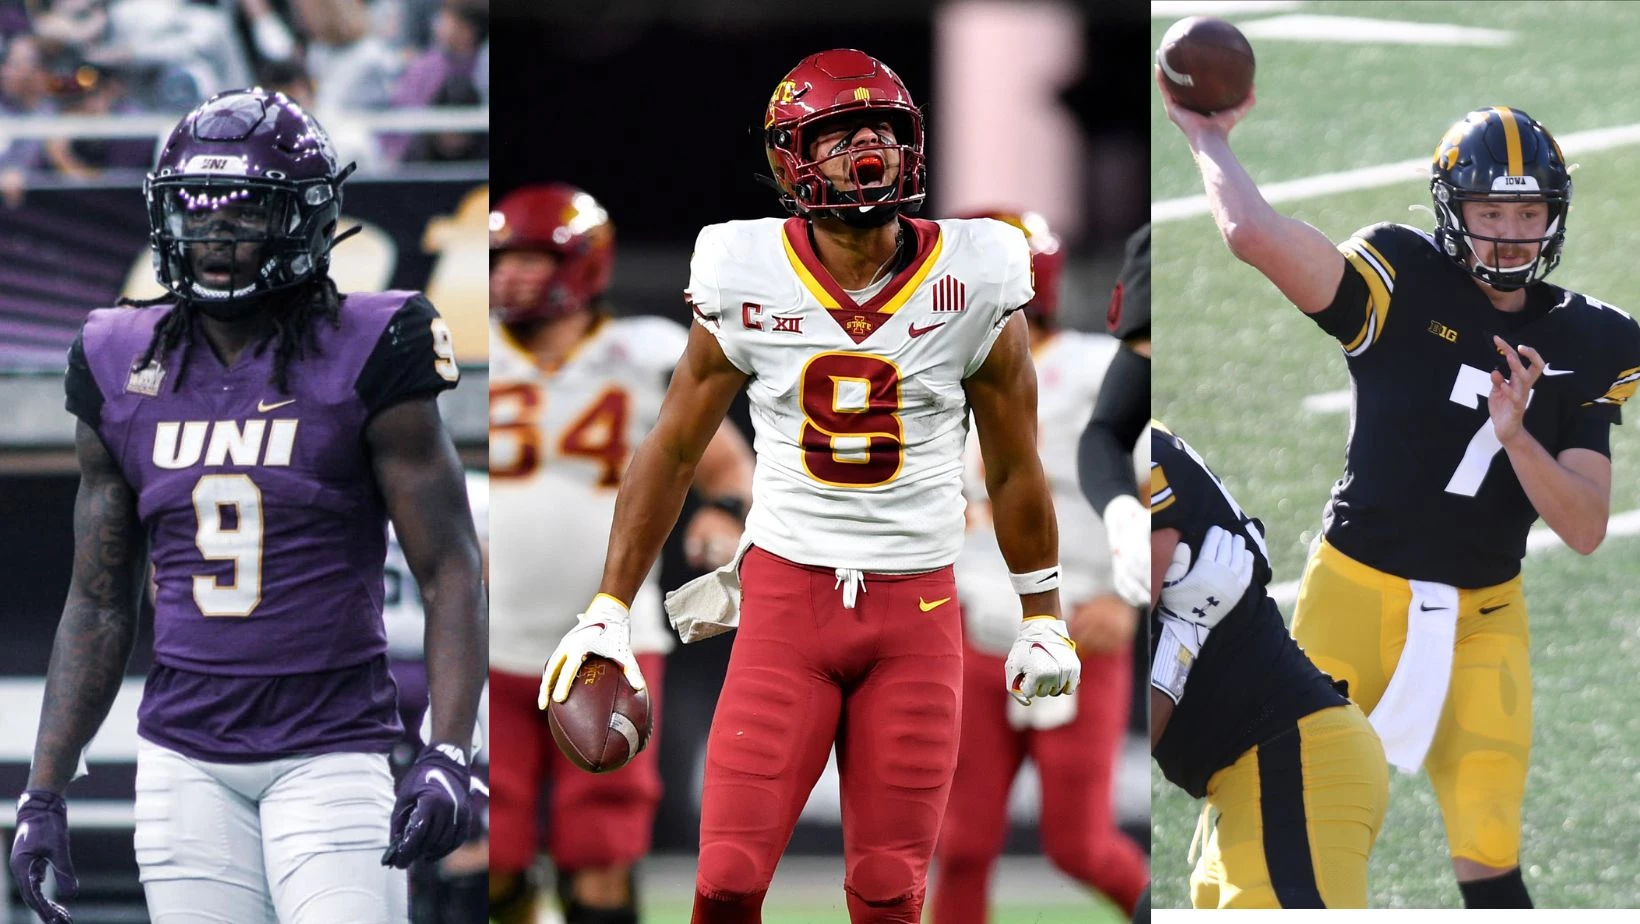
[
  {"xmin": 489, "ymin": 382, "xmax": 632, "ymax": 487},
  {"xmin": 152, "ymin": 419, "xmax": 299, "ymax": 469},
  {"xmin": 1428, "ymin": 320, "xmax": 1459, "ymax": 343}
]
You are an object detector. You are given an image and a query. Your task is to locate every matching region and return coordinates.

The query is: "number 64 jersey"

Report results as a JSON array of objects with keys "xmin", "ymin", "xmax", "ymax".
[
  {"xmin": 487, "ymin": 315, "xmax": 685, "ymax": 676},
  {"xmin": 688, "ymin": 216, "xmax": 1033, "ymax": 572}
]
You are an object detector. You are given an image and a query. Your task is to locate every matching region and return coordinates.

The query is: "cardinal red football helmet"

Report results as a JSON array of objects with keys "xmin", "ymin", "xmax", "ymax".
[
  {"xmin": 489, "ymin": 183, "xmax": 614, "ymax": 324},
  {"xmin": 958, "ymin": 208, "xmax": 1065, "ymax": 325},
  {"xmin": 763, "ymin": 49, "xmax": 926, "ymax": 227}
]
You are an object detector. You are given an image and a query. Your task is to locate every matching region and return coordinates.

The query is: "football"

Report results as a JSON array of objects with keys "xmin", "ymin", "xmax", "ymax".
[
  {"xmin": 1156, "ymin": 16, "xmax": 1255, "ymax": 115},
  {"xmin": 547, "ymin": 655, "xmax": 653, "ymax": 773}
]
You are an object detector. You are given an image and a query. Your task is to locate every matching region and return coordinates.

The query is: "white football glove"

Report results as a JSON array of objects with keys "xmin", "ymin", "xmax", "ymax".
[
  {"xmin": 1103, "ymin": 494, "xmax": 1150, "ymax": 607},
  {"xmin": 1004, "ymin": 616, "xmax": 1081, "ymax": 705},
  {"xmin": 1157, "ymin": 525, "xmax": 1253, "ymax": 631},
  {"xmin": 539, "ymin": 594, "xmax": 646, "ymax": 709}
]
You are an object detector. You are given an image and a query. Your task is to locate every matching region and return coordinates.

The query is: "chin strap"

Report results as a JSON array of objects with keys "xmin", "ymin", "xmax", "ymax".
[{"xmin": 327, "ymin": 225, "xmax": 364, "ymax": 255}]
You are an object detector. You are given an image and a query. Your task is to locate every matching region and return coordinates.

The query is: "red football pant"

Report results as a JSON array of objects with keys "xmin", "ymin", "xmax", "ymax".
[
  {"xmin": 692, "ymin": 547, "xmax": 965, "ymax": 924},
  {"xmin": 932, "ymin": 642, "xmax": 1149, "ymax": 921},
  {"xmin": 488, "ymin": 656, "xmax": 664, "ymax": 874}
]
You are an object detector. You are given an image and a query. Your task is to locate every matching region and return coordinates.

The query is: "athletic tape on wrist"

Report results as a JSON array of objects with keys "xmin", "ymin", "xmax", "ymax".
[{"xmin": 1149, "ymin": 621, "xmax": 1196, "ymax": 705}]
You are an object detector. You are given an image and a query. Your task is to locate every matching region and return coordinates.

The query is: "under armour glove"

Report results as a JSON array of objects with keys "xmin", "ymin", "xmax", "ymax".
[
  {"xmin": 382, "ymin": 743, "xmax": 471, "ymax": 869},
  {"xmin": 1157, "ymin": 525, "xmax": 1252, "ymax": 631},
  {"xmin": 10, "ymin": 790, "xmax": 77, "ymax": 924},
  {"xmin": 1004, "ymin": 616, "xmax": 1081, "ymax": 705},
  {"xmin": 540, "ymin": 594, "xmax": 646, "ymax": 708},
  {"xmin": 1103, "ymin": 494, "xmax": 1150, "ymax": 607}
]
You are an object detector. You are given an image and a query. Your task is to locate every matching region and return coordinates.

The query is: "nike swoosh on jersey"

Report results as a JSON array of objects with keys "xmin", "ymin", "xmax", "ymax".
[
  {"xmin": 908, "ymin": 321, "xmax": 945, "ymax": 338},
  {"xmin": 1540, "ymin": 365, "xmax": 1575, "ymax": 376},
  {"xmin": 918, "ymin": 596, "xmax": 951, "ymax": 612},
  {"xmin": 1479, "ymin": 603, "xmax": 1509, "ymax": 614},
  {"xmin": 1418, "ymin": 602, "xmax": 1447, "ymax": 612},
  {"xmin": 257, "ymin": 398, "xmax": 297, "ymax": 412}
]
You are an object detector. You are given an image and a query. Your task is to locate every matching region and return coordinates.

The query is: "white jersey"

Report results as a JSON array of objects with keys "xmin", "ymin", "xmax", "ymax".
[
  {"xmin": 687, "ymin": 216, "xmax": 1033, "ymax": 572},
  {"xmin": 383, "ymin": 470, "xmax": 490, "ymax": 659},
  {"xmin": 956, "ymin": 330, "xmax": 1136, "ymax": 654},
  {"xmin": 487, "ymin": 315, "xmax": 684, "ymax": 676}
]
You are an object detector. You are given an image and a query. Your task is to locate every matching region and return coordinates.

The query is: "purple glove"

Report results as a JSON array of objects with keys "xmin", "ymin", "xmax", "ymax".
[
  {"xmin": 9, "ymin": 790, "xmax": 77, "ymax": 924},
  {"xmin": 381, "ymin": 743, "xmax": 470, "ymax": 868}
]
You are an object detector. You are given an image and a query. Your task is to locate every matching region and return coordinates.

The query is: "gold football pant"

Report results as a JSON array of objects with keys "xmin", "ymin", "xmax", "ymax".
[
  {"xmin": 1189, "ymin": 705, "xmax": 1387, "ymax": 908},
  {"xmin": 1291, "ymin": 538, "xmax": 1531, "ymax": 869}
]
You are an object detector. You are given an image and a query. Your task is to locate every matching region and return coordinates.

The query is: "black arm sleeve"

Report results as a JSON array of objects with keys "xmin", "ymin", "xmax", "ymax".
[
  {"xmin": 355, "ymin": 295, "xmax": 460, "ymax": 416},
  {"xmin": 1305, "ymin": 262, "xmax": 1371, "ymax": 342},
  {"xmin": 1078, "ymin": 345, "xmax": 1150, "ymax": 512},
  {"xmin": 65, "ymin": 332, "xmax": 104, "ymax": 429}
]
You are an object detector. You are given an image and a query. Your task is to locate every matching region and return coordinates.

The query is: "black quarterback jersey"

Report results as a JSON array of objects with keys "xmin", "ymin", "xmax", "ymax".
[
  {"xmin": 1311, "ymin": 222, "xmax": 1640, "ymax": 588},
  {"xmin": 1151, "ymin": 424, "xmax": 1347, "ymax": 799}
]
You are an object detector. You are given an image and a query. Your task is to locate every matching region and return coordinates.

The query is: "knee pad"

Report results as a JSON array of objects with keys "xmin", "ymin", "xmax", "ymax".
[
  {"xmin": 696, "ymin": 840, "xmax": 775, "ymax": 899},
  {"xmin": 845, "ymin": 851, "xmax": 918, "ymax": 907}
]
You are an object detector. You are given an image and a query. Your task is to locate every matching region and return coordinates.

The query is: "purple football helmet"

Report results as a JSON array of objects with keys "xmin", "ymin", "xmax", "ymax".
[{"xmin": 145, "ymin": 89, "xmax": 356, "ymax": 317}]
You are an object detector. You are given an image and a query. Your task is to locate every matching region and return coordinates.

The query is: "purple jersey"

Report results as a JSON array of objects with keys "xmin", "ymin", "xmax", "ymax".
[{"xmin": 66, "ymin": 291, "xmax": 460, "ymax": 760}]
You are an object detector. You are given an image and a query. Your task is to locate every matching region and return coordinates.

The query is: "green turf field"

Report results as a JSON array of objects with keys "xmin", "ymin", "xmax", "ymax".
[{"xmin": 1152, "ymin": 0, "xmax": 1640, "ymax": 910}]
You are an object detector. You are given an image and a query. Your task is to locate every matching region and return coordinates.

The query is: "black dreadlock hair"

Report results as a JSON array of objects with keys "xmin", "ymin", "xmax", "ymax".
[{"xmin": 121, "ymin": 276, "xmax": 345, "ymax": 394}]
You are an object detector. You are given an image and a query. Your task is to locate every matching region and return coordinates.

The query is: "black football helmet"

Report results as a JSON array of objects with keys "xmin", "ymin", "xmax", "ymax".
[
  {"xmin": 1430, "ymin": 106, "xmax": 1570, "ymax": 292},
  {"xmin": 146, "ymin": 88, "xmax": 356, "ymax": 319}
]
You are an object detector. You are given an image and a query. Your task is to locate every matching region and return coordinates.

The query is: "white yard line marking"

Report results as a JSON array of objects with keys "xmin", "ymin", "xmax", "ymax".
[
  {"xmin": 1152, "ymin": 1, "xmax": 1302, "ymax": 16},
  {"xmin": 1238, "ymin": 14, "xmax": 1515, "ymax": 46},
  {"xmin": 1266, "ymin": 511, "xmax": 1640, "ymax": 607},
  {"xmin": 1155, "ymin": 122, "xmax": 1640, "ymax": 224},
  {"xmin": 1302, "ymin": 389, "xmax": 1351, "ymax": 414}
]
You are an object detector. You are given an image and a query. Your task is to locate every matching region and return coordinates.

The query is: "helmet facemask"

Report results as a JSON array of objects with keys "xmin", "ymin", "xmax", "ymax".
[
  {"xmin": 1432, "ymin": 178, "xmax": 1568, "ymax": 292},
  {"xmin": 767, "ymin": 108, "xmax": 925, "ymax": 227}
]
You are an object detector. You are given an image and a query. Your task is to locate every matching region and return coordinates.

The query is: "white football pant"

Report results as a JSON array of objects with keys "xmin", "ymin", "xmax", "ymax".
[{"xmin": 133, "ymin": 740, "xmax": 407, "ymax": 923}]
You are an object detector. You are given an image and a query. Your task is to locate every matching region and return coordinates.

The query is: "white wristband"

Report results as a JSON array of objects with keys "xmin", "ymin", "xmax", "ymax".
[{"xmin": 1008, "ymin": 565, "xmax": 1062, "ymax": 595}]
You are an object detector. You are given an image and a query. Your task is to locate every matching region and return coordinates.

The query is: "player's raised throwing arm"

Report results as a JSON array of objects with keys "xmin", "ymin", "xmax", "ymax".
[
  {"xmin": 965, "ymin": 312, "xmax": 1079, "ymax": 703},
  {"xmin": 27, "ymin": 422, "xmax": 145, "ymax": 794},
  {"xmin": 1156, "ymin": 71, "xmax": 1344, "ymax": 314}
]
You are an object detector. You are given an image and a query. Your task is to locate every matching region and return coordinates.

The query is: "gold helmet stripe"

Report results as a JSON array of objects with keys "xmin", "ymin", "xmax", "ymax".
[{"xmin": 1493, "ymin": 106, "xmax": 1525, "ymax": 176}]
